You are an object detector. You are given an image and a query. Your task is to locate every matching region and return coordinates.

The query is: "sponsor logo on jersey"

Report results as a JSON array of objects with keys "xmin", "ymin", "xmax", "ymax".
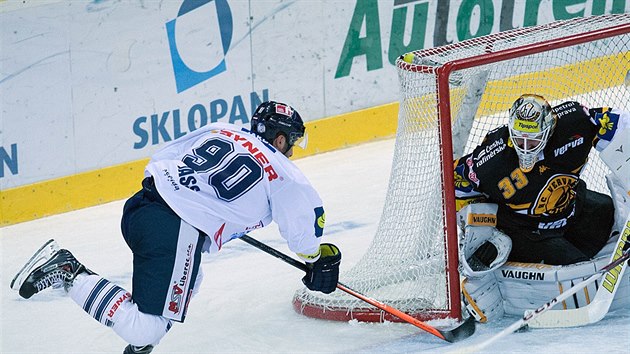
[
  {"xmin": 553, "ymin": 136, "xmax": 584, "ymax": 157},
  {"xmin": 245, "ymin": 220, "xmax": 264, "ymax": 231},
  {"xmin": 500, "ymin": 269, "xmax": 545, "ymax": 281},
  {"xmin": 168, "ymin": 243, "xmax": 194, "ymax": 315},
  {"xmin": 553, "ymin": 103, "xmax": 577, "ymax": 118},
  {"xmin": 474, "ymin": 138, "xmax": 506, "ymax": 166},
  {"xmin": 538, "ymin": 217, "xmax": 570, "ymax": 230},
  {"xmin": 532, "ymin": 174, "xmax": 578, "ymax": 216},
  {"xmin": 163, "ymin": 168, "xmax": 181, "ymax": 191},
  {"xmin": 169, "ymin": 284, "xmax": 183, "ymax": 314},
  {"xmin": 107, "ymin": 292, "xmax": 131, "ymax": 319},
  {"xmin": 219, "ymin": 129, "xmax": 279, "ymax": 181},
  {"xmin": 602, "ymin": 220, "xmax": 630, "ymax": 293}
]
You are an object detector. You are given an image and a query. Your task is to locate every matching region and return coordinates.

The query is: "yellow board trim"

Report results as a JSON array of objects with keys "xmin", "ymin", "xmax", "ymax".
[
  {"xmin": 1, "ymin": 52, "xmax": 627, "ymax": 226},
  {"xmin": 0, "ymin": 103, "xmax": 399, "ymax": 226},
  {"xmin": 475, "ymin": 52, "xmax": 629, "ymax": 117},
  {"xmin": 292, "ymin": 103, "xmax": 399, "ymax": 159},
  {"xmin": 1, "ymin": 160, "xmax": 149, "ymax": 226}
]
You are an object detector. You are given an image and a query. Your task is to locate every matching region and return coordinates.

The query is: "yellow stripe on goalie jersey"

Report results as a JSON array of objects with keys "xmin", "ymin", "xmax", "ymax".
[
  {"xmin": 455, "ymin": 197, "xmax": 487, "ymax": 212},
  {"xmin": 505, "ymin": 202, "xmax": 532, "ymax": 210}
]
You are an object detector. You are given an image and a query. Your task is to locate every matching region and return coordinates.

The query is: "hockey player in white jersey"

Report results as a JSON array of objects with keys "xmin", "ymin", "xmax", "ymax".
[{"xmin": 11, "ymin": 101, "xmax": 341, "ymax": 354}]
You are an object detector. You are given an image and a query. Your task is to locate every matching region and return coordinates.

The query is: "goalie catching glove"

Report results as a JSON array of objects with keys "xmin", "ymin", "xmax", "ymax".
[
  {"xmin": 457, "ymin": 203, "xmax": 511, "ymax": 278},
  {"xmin": 302, "ymin": 243, "xmax": 341, "ymax": 294}
]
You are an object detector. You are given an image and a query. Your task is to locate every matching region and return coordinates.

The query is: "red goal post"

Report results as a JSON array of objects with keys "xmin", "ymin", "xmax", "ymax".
[{"xmin": 293, "ymin": 14, "xmax": 630, "ymax": 323}]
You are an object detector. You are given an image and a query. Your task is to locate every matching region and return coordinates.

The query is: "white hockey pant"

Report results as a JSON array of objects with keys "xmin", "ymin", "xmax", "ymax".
[{"xmin": 68, "ymin": 269, "xmax": 204, "ymax": 346}]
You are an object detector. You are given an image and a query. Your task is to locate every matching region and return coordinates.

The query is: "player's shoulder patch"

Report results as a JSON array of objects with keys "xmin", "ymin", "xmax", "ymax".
[
  {"xmin": 592, "ymin": 108, "xmax": 620, "ymax": 142},
  {"xmin": 313, "ymin": 206, "xmax": 325, "ymax": 237}
]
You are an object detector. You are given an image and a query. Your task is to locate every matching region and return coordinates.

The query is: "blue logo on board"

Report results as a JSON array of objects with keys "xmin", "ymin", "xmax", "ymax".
[{"xmin": 166, "ymin": 0, "xmax": 233, "ymax": 93}]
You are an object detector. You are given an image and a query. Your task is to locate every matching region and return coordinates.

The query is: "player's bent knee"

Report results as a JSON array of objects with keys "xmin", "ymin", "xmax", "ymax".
[{"xmin": 112, "ymin": 298, "xmax": 172, "ymax": 346}]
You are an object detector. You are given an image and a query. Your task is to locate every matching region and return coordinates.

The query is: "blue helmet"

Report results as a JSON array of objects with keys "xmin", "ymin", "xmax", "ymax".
[{"xmin": 250, "ymin": 101, "xmax": 306, "ymax": 150}]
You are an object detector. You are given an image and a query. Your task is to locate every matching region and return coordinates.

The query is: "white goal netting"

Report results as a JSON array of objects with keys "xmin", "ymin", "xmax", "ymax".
[{"xmin": 294, "ymin": 14, "xmax": 630, "ymax": 322}]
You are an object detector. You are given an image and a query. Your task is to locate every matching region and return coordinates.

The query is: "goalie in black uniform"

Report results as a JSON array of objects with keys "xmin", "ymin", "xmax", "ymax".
[{"xmin": 453, "ymin": 94, "xmax": 629, "ymax": 322}]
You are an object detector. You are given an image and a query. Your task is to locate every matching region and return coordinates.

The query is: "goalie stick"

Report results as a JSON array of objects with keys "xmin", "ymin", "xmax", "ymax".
[
  {"xmin": 456, "ymin": 246, "xmax": 630, "ymax": 353},
  {"xmin": 528, "ymin": 219, "xmax": 630, "ymax": 328},
  {"xmin": 239, "ymin": 235, "xmax": 475, "ymax": 343}
]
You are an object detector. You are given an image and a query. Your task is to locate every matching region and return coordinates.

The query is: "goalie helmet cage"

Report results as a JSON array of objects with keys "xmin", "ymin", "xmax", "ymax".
[{"xmin": 293, "ymin": 14, "xmax": 630, "ymax": 323}]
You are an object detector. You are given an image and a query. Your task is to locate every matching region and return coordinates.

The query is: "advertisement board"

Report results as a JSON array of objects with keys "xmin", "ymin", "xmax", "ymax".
[{"xmin": 1, "ymin": 0, "xmax": 627, "ymax": 224}]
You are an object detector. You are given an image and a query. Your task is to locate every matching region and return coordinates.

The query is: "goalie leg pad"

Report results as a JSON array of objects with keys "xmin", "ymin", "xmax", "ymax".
[
  {"xmin": 600, "ymin": 123, "xmax": 630, "ymax": 192},
  {"xmin": 607, "ymin": 174, "xmax": 630, "ymax": 235},
  {"xmin": 497, "ymin": 259, "xmax": 607, "ymax": 316},
  {"xmin": 461, "ymin": 272, "xmax": 504, "ymax": 323}
]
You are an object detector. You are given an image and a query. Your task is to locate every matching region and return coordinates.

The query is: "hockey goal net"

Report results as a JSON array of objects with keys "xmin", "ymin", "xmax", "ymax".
[{"xmin": 293, "ymin": 14, "xmax": 630, "ymax": 322}]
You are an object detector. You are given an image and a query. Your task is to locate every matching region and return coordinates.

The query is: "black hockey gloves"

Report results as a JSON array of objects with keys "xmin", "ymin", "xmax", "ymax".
[{"xmin": 302, "ymin": 243, "xmax": 341, "ymax": 294}]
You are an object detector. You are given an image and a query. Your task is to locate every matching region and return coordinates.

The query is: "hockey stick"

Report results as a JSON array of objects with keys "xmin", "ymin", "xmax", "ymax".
[
  {"xmin": 239, "ymin": 235, "xmax": 475, "ymax": 343},
  {"xmin": 458, "ymin": 246, "xmax": 630, "ymax": 353},
  {"xmin": 528, "ymin": 221, "xmax": 630, "ymax": 328}
]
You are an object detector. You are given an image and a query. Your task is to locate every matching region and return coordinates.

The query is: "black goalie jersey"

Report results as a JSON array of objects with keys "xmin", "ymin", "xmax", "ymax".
[{"xmin": 454, "ymin": 101, "xmax": 625, "ymax": 232}]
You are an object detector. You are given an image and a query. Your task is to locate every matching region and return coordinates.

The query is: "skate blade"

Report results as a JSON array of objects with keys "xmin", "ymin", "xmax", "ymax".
[{"xmin": 10, "ymin": 239, "xmax": 61, "ymax": 291}]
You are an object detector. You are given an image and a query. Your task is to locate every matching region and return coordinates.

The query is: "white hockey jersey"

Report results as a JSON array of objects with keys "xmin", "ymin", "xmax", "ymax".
[{"xmin": 145, "ymin": 123, "xmax": 324, "ymax": 261}]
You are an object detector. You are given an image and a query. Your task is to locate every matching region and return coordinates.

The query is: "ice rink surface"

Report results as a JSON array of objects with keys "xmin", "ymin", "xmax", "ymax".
[{"xmin": 2, "ymin": 139, "xmax": 629, "ymax": 353}]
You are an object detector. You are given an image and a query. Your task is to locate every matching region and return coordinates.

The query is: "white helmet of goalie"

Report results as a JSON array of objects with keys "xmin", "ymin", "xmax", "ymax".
[{"xmin": 508, "ymin": 94, "xmax": 557, "ymax": 172}]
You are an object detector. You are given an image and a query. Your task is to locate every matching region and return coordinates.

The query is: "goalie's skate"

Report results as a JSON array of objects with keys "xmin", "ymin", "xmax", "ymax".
[
  {"xmin": 10, "ymin": 239, "xmax": 60, "ymax": 291},
  {"xmin": 17, "ymin": 248, "xmax": 89, "ymax": 299}
]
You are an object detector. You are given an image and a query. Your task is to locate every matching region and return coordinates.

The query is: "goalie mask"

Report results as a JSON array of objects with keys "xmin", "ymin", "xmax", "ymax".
[
  {"xmin": 508, "ymin": 94, "xmax": 557, "ymax": 172},
  {"xmin": 250, "ymin": 101, "xmax": 307, "ymax": 153}
]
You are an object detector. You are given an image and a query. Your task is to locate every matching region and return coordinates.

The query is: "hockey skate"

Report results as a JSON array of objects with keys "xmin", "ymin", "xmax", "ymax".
[
  {"xmin": 16, "ymin": 247, "xmax": 91, "ymax": 299},
  {"xmin": 10, "ymin": 239, "xmax": 60, "ymax": 291}
]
